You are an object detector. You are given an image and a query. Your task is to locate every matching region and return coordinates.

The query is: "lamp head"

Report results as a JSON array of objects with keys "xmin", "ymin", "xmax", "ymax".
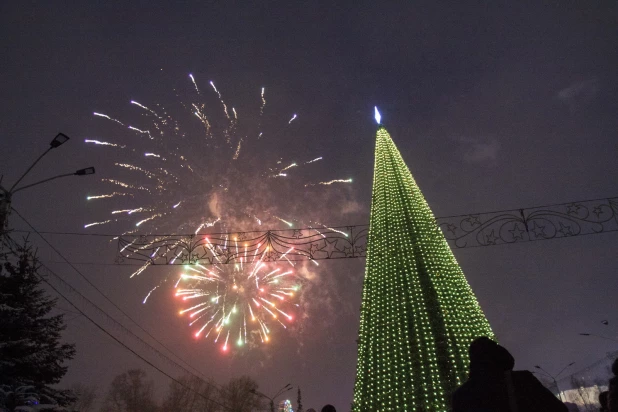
[
  {"xmin": 75, "ymin": 167, "xmax": 95, "ymax": 176},
  {"xmin": 50, "ymin": 133, "xmax": 70, "ymax": 148}
]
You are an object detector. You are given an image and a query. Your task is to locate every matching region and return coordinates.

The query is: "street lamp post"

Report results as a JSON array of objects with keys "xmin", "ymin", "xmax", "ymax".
[
  {"xmin": 250, "ymin": 384, "xmax": 293, "ymax": 412},
  {"xmin": 0, "ymin": 133, "xmax": 95, "ymax": 232},
  {"xmin": 534, "ymin": 362, "xmax": 575, "ymax": 402}
]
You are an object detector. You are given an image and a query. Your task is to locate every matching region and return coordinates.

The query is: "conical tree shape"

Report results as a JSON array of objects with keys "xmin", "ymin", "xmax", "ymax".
[{"xmin": 352, "ymin": 126, "xmax": 494, "ymax": 411}]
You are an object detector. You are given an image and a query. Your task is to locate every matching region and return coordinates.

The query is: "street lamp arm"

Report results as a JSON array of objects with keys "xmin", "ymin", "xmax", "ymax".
[
  {"xmin": 534, "ymin": 361, "xmax": 574, "ymax": 402},
  {"xmin": 533, "ymin": 366, "xmax": 554, "ymax": 380},
  {"xmin": 12, "ymin": 172, "xmax": 77, "ymax": 194},
  {"xmin": 273, "ymin": 386, "xmax": 293, "ymax": 398},
  {"xmin": 555, "ymin": 362, "xmax": 575, "ymax": 380},
  {"xmin": 12, "ymin": 168, "xmax": 94, "ymax": 194},
  {"xmin": 533, "ymin": 370, "xmax": 553, "ymax": 380},
  {"xmin": 8, "ymin": 147, "xmax": 52, "ymax": 192},
  {"xmin": 250, "ymin": 383, "xmax": 294, "ymax": 412}
]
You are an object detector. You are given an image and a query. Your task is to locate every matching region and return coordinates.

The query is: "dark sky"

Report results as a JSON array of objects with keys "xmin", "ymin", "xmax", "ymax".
[{"xmin": 1, "ymin": 1, "xmax": 618, "ymax": 410}]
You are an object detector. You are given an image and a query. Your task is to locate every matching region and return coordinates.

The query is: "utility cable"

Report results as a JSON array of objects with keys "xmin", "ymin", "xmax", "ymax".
[
  {"xmin": 30, "ymin": 258, "xmax": 230, "ymax": 411},
  {"xmin": 9, "ymin": 194, "xmax": 618, "ymax": 238},
  {"xmin": 11, "ymin": 207, "xmax": 209, "ymax": 380},
  {"xmin": 9, "ymin": 208, "xmax": 225, "ymax": 394}
]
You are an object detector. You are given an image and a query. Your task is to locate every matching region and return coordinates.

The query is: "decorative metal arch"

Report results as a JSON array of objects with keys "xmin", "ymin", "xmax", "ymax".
[
  {"xmin": 438, "ymin": 197, "xmax": 618, "ymax": 248},
  {"xmin": 117, "ymin": 225, "xmax": 368, "ymax": 265},
  {"xmin": 116, "ymin": 196, "xmax": 618, "ymax": 265}
]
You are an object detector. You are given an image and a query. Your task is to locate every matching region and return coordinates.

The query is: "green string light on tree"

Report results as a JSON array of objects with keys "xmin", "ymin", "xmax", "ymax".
[{"xmin": 352, "ymin": 108, "xmax": 495, "ymax": 411}]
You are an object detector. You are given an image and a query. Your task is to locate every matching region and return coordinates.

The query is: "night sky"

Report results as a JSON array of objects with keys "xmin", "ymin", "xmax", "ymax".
[{"xmin": 1, "ymin": 1, "xmax": 617, "ymax": 410}]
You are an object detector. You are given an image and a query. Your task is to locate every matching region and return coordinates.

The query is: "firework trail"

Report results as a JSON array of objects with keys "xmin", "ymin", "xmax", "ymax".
[
  {"xmin": 259, "ymin": 87, "xmax": 266, "ymax": 122},
  {"xmin": 189, "ymin": 74, "xmax": 199, "ymax": 94},
  {"xmin": 85, "ymin": 73, "xmax": 352, "ymax": 237},
  {"xmin": 304, "ymin": 178, "xmax": 353, "ymax": 187},
  {"xmin": 84, "ymin": 73, "xmax": 354, "ymax": 347}
]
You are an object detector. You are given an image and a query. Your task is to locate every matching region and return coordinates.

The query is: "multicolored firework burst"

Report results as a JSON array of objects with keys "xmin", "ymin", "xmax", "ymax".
[
  {"xmin": 84, "ymin": 73, "xmax": 355, "ymax": 347},
  {"xmin": 176, "ymin": 246, "xmax": 300, "ymax": 351}
]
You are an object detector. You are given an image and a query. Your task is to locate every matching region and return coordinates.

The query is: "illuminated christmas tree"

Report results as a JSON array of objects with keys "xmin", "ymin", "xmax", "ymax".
[{"xmin": 352, "ymin": 108, "xmax": 495, "ymax": 411}]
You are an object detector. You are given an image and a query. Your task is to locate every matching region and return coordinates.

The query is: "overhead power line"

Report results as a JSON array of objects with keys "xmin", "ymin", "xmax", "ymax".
[
  {"xmin": 10, "ymin": 207, "xmax": 206, "ymax": 379},
  {"xmin": 34, "ymin": 261, "xmax": 230, "ymax": 411},
  {"xmin": 111, "ymin": 195, "xmax": 618, "ymax": 267},
  {"xmin": 8, "ymin": 208, "xmax": 227, "ymax": 403},
  {"xmin": 7, "ymin": 194, "xmax": 617, "ymax": 270},
  {"xmin": 9, "ymin": 195, "xmax": 618, "ymax": 239}
]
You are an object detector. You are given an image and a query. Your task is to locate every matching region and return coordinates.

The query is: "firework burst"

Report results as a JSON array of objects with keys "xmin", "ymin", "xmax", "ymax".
[
  {"xmin": 85, "ymin": 74, "xmax": 353, "ymax": 237},
  {"xmin": 176, "ymin": 245, "xmax": 300, "ymax": 351},
  {"xmin": 84, "ymin": 73, "xmax": 355, "ymax": 347}
]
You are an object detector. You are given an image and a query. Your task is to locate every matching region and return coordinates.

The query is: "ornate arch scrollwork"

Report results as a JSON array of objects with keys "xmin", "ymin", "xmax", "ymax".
[
  {"xmin": 117, "ymin": 197, "xmax": 618, "ymax": 263},
  {"xmin": 438, "ymin": 197, "xmax": 618, "ymax": 248},
  {"xmin": 117, "ymin": 225, "xmax": 369, "ymax": 265}
]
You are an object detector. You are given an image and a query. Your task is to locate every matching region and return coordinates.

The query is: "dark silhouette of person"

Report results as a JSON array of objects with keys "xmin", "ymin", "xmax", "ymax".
[
  {"xmin": 321, "ymin": 405, "xmax": 336, "ymax": 412},
  {"xmin": 609, "ymin": 358, "xmax": 618, "ymax": 412},
  {"xmin": 452, "ymin": 337, "xmax": 567, "ymax": 412},
  {"xmin": 600, "ymin": 390, "xmax": 609, "ymax": 412}
]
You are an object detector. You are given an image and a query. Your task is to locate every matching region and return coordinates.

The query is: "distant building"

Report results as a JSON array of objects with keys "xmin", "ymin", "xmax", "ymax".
[
  {"xmin": 554, "ymin": 351, "xmax": 617, "ymax": 411},
  {"xmin": 561, "ymin": 385, "xmax": 607, "ymax": 410}
]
